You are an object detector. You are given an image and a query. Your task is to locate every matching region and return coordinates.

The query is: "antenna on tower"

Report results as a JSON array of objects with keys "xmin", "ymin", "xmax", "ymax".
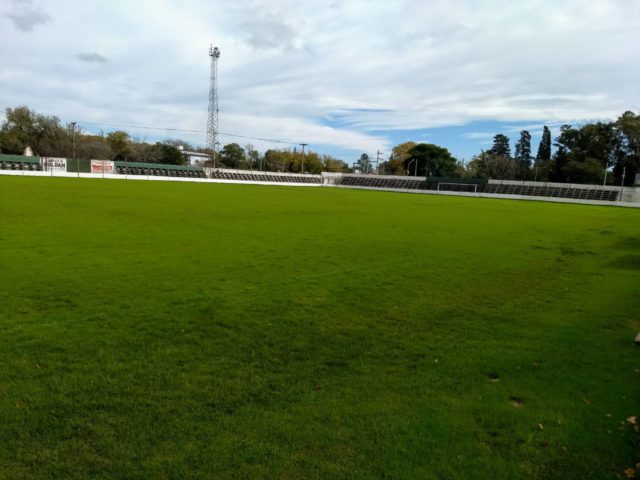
[{"xmin": 207, "ymin": 45, "xmax": 221, "ymax": 168}]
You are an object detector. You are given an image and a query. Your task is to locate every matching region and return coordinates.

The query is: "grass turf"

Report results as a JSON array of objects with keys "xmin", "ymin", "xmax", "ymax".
[{"xmin": 0, "ymin": 176, "xmax": 639, "ymax": 479}]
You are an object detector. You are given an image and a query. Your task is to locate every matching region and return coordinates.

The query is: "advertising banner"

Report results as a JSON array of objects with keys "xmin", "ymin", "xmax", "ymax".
[
  {"xmin": 41, "ymin": 157, "xmax": 67, "ymax": 172},
  {"xmin": 91, "ymin": 160, "xmax": 115, "ymax": 174}
]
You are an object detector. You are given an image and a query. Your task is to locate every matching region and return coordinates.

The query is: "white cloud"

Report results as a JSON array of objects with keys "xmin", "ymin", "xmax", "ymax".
[
  {"xmin": 77, "ymin": 52, "xmax": 108, "ymax": 63},
  {"xmin": 0, "ymin": 0, "xmax": 639, "ymax": 157},
  {"xmin": 5, "ymin": 0, "xmax": 51, "ymax": 31},
  {"xmin": 240, "ymin": 13, "xmax": 300, "ymax": 51},
  {"xmin": 463, "ymin": 132, "xmax": 494, "ymax": 140}
]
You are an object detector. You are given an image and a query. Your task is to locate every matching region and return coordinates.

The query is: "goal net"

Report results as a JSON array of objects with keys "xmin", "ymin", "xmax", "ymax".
[{"xmin": 437, "ymin": 182, "xmax": 478, "ymax": 194}]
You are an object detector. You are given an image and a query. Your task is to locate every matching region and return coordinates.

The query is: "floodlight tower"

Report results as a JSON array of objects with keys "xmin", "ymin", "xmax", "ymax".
[{"xmin": 207, "ymin": 45, "xmax": 221, "ymax": 167}]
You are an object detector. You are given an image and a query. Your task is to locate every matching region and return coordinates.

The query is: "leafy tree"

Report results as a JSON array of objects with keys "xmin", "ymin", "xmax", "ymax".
[
  {"xmin": 149, "ymin": 143, "xmax": 186, "ymax": 165},
  {"xmin": 78, "ymin": 133, "xmax": 112, "ymax": 160},
  {"xmin": 220, "ymin": 143, "xmax": 246, "ymax": 168},
  {"xmin": 563, "ymin": 158, "xmax": 604, "ymax": 183},
  {"xmin": 453, "ymin": 161, "xmax": 468, "ymax": 178},
  {"xmin": 354, "ymin": 153, "xmax": 374, "ymax": 174},
  {"xmin": 514, "ymin": 130, "xmax": 532, "ymax": 179},
  {"xmin": 613, "ymin": 111, "xmax": 640, "ymax": 185},
  {"xmin": 552, "ymin": 122, "xmax": 621, "ymax": 183},
  {"xmin": 0, "ymin": 106, "xmax": 34, "ymax": 154},
  {"xmin": 260, "ymin": 148, "xmax": 326, "ymax": 173},
  {"xmin": 0, "ymin": 106, "xmax": 69, "ymax": 156},
  {"xmin": 551, "ymin": 125, "xmax": 574, "ymax": 182},
  {"xmin": 106, "ymin": 131, "xmax": 130, "ymax": 160},
  {"xmin": 164, "ymin": 138, "xmax": 194, "ymax": 150},
  {"xmin": 488, "ymin": 134, "xmax": 511, "ymax": 158},
  {"xmin": 301, "ymin": 151, "xmax": 323, "ymax": 174},
  {"xmin": 468, "ymin": 151, "xmax": 517, "ymax": 180},
  {"xmin": 585, "ymin": 122, "xmax": 620, "ymax": 176},
  {"xmin": 385, "ymin": 141, "xmax": 416, "ymax": 174},
  {"xmin": 322, "ymin": 155, "xmax": 349, "ymax": 172},
  {"xmin": 245, "ymin": 144, "xmax": 260, "ymax": 170},
  {"xmin": 264, "ymin": 149, "xmax": 286, "ymax": 171},
  {"xmin": 406, "ymin": 143, "xmax": 457, "ymax": 177}
]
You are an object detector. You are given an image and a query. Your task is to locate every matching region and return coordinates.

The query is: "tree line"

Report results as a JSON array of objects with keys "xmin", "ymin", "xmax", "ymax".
[
  {"xmin": 466, "ymin": 112, "xmax": 639, "ymax": 186},
  {"xmin": 378, "ymin": 111, "xmax": 639, "ymax": 186},
  {"xmin": 1, "ymin": 105, "xmax": 638, "ymax": 184},
  {"xmin": 218, "ymin": 143, "xmax": 349, "ymax": 173},
  {"xmin": 0, "ymin": 106, "xmax": 349, "ymax": 173},
  {"xmin": 0, "ymin": 106, "xmax": 187, "ymax": 165}
]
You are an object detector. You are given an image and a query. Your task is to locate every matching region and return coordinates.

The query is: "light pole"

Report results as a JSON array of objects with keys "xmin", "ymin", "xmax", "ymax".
[
  {"xmin": 534, "ymin": 165, "xmax": 544, "ymax": 182},
  {"xmin": 71, "ymin": 122, "xmax": 77, "ymax": 177},
  {"xmin": 299, "ymin": 143, "xmax": 307, "ymax": 173},
  {"xmin": 546, "ymin": 156, "xmax": 551, "ymax": 182},
  {"xmin": 407, "ymin": 159, "xmax": 416, "ymax": 176}
]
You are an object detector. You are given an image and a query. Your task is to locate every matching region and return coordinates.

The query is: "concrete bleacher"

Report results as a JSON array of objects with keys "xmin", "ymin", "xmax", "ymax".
[
  {"xmin": 477, "ymin": 180, "xmax": 619, "ymax": 202},
  {"xmin": 207, "ymin": 168, "xmax": 322, "ymax": 185},
  {"xmin": 115, "ymin": 162, "xmax": 206, "ymax": 178},
  {"xmin": 0, "ymin": 154, "xmax": 42, "ymax": 171},
  {"xmin": 335, "ymin": 174, "xmax": 484, "ymax": 192},
  {"xmin": 326, "ymin": 173, "xmax": 622, "ymax": 203},
  {"xmin": 338, "ymin": 174, "xmax": 425, "ymax": 190}
]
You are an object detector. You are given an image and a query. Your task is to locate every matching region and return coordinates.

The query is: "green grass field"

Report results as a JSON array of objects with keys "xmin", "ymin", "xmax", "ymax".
[{"xmin": 1, "ymin": 176, "xmax": 639, "ymax": 479}]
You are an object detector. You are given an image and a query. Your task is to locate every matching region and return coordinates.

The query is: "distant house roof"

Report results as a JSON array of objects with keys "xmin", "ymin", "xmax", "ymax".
[
  {"xmin": 182, "ymin": 150, "xmax": 210, "ymax": 158},
  {"xmin": 176, "ymin": 146, "xmax": 210, "ymax": 158}
]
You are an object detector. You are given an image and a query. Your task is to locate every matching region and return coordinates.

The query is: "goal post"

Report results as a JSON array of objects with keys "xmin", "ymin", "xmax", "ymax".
[{"xmin": 436, "ymin": 182, "xmax": 478, "ymax": 195}]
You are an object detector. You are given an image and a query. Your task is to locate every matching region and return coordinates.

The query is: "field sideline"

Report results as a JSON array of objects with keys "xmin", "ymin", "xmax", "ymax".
[{"xmin": 1, "ymin": 176, "xmax": 639, "ymax": 479}]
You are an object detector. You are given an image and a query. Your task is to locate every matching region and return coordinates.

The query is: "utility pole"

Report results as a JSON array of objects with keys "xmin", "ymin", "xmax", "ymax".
[
  {"xmin": 376, "ymin": 150, "xmax": 383, "ymax": 175},
  {"xmin": 246, "ymin": 144, "xmax": 253, "ymax": 171},
  {"xmin": 546, "ymin": 156, "xmax": 551, "ymax": 183},
  {"xmin": 207, "ymin": 45, "xmax": 221, "ymax": 169},
  {"xmin": 71, "ymin": 122, "xmax": 77, "ymax": 177},
  {"xmin": 300, "ymin": 143, "xmax": 307, "ymax": 173},
  {"xmin": 620, "ymin": 166, "xmax": 626, "ymax": 201}
]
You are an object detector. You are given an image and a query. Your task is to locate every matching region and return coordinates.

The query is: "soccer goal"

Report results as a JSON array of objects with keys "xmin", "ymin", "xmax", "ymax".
[{"xmin": 437, "ymin": 182, "xmax": 479, "ymax": 195}]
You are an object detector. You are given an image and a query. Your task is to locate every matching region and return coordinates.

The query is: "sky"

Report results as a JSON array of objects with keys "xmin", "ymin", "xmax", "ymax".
[{"xmin": 2, "ymin": 0, "xmax": 639, "ymax": 165}]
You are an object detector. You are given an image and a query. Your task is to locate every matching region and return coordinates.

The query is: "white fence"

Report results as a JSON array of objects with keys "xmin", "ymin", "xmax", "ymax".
[{"xmin": 0, "ymin": 168, "xmax": 323, "ymax": 187}]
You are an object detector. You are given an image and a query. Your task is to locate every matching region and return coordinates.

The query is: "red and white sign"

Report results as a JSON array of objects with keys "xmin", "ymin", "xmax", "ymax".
[
  {"xmin": 91, "ymin": 160, "xmax": 115, "ymax": 174},
  {"xmin": 41, "ymin": 157, "xmax": 67, "ymax": 172}
]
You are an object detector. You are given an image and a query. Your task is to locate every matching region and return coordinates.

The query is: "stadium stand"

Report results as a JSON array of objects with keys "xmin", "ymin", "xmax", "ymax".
[
  {"xmin": 475, "ymin": 181, "xmax": 618, "ymax": 201},
  {"xmin": 332, "ymin": 174, "xmax": 620, "ymax": 202},
  {"xmin": 0, "ymin": 154, "xmax": 42, "ymax": 171},
  {"xmin": 115, "ymin": 161, "xmax": 206, "ymax": 178},
  {"xmin": 208, "ymin": 168, "xmax": 322, "ymax": 184},
  {"xmin": 0, "ymin": 153, "xmax": 627, "ymax": 203},
  {"xmin": 339, "ymin": 174, "xmax": 425, "ymax": 190}
]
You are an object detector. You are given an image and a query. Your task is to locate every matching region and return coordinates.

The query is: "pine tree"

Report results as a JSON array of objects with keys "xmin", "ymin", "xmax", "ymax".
[
  {"xmin": 489, "ymin": 134, "xmax": 511, "ymax": 158},
  {"xmin": 535, "ymin": 126, "xmax": 552, "ymax": 181},
  {"xmin": 514, "ymin": 130, "xmax": 532, "ymax": 179},
  {"xmin": 536, "ymin": 126, "xmax": 551, "ymax": 163}
]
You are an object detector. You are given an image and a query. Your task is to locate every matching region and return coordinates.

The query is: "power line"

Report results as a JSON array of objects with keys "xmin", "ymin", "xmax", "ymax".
[
  {"xmin": 0, "ymin": 105, "xmax": 305, "ymax": 148},
  {"xmin": 74, "ymin": 120, "xmax": 297, "ymax": 146}
]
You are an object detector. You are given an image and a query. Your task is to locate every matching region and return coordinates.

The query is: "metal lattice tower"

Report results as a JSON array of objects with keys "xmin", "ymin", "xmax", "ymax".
[{"xmin": 206, "ymin": 45, "xmax": 220, "ymax": 167}]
